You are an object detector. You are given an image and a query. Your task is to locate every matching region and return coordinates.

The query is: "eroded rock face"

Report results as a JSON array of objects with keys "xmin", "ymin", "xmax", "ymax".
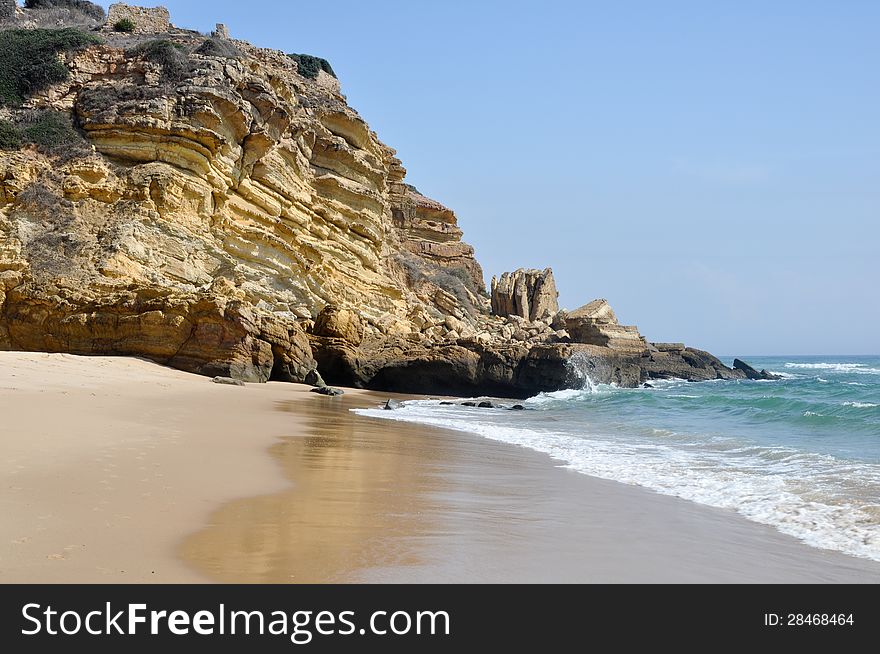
[
  {"xmin": 310, "ymin": 336, "xmax": 752, "ymax": 399},
  {"xmin": 491, "ymin": 268, "xmax": 558, "ymax": 322},
  {"xmin": 561, "ymin": 299, "xmax": 648, "ymax": 354},
  {"xmin": 1, "ymin": 281, "xmax": 314, "ymax": 382},
  {"xmin": 391, "ymin": 177, "xmax": 484, "ymax": 293},
  {"xmin": 0, "ymin": 25, "xmax": 484, "ymax": 380},
  {"xmin": 313, "ymin": 305, "xmax": 364, "ymax": 346},
  {"xmin": 0, "ymin": 8, "xmax": 752, "ymax": 394}
]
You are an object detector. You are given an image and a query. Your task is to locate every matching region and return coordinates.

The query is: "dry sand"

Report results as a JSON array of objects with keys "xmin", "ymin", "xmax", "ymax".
[
  {"xmin": 3, "ymin": 352, "xmax": 880, "ymax": 583},
  {"xmin": 0, "ymin": 351, "xmax": 319, "ymax": 582}
]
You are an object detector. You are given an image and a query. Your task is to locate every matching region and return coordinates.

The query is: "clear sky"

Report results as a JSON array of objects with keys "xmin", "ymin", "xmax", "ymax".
[{"xmin": 93, "ymin": 1, "xmax": 878, "ymax": 355}]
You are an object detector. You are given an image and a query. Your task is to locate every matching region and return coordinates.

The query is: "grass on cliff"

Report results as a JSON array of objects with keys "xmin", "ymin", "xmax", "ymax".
[
  {"xmin": 127, "ymin": 40, "xmax": 193, "ymax": 82},
  {"xmin": 0, "ymin": 28, "xmax": 101, "ymax": 106},
  {"xmin": 0, "ymin": 109, "xmax": 91, "ymax": 161},
  {"xmin": 288, "ymin": 53, "xmax": 336, "ymax": 80},
  {"xmin": 0, "ymin": 119, "xmax": 23, "ymax": 149}
]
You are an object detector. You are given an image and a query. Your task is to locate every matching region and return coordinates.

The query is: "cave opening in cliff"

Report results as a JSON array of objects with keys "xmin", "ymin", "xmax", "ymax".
[{"xmin": 269, "ymin": 348, "xmax": 290, "ymax": 383}]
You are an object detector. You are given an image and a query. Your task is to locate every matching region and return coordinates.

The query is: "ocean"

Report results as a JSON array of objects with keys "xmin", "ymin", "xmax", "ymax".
[{"xmin": 354, "ymin": 355, "xmax": 880, "ymax": 562}]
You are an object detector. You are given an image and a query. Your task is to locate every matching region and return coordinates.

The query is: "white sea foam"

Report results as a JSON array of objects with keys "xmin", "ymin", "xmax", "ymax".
[
  {"xmin": 525, "ymin": 383, "xmax": 619, "ymax": 406},
  {"xmin": 844, "ymin": 402, "xmax": 879, "ymax": 409},
  {"xmin": 767, "ymin": 370, "xmax": 798, "ymax": 379},
  {"xmin": 784, "ymin": 362, "xmax": 880, "ymax": 374},
  {"xmin": 354, "ymin": 402, "xmax": 880, "ymax": 562}
]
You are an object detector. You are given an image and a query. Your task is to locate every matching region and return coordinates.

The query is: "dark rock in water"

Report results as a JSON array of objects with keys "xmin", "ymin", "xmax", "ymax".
[
  {"xmin": 212, "ymin": 376, "xmax": 244, "ymax": 386},
  {"xmin": 478, "ymin": 401, "xmax": 496, "ymax": 408},
  {"xmin": 383, "ymin": 399, "xmax": 402, "ymax": 410},
  {"xmin": 733, "ymin": 359, "xmax": 782, "ymax": 381},
  {"xmin": 511, "ymin": 404, "xmax": 525, "ymax": 411},
  {"xmin": 304, "ymin": 369, "xmax": 326, "ymax": 388},
  {"xmin": 311, "ymin": 333, "xmax": 754, "ymax": 399},
  {"xmin": 439, "ymin": 401, "xmax": 455, "ymax": 406},
  {"xmin": 643, "ymin": 382, "xmax": 654, "ymax": 388},
  {"xmin": 461, "ymin": 401, "xmax": 477, "ymax": 407},
  {"xmin": 311, "ymin": 386, "xmax": 344, "ymax": 396}
]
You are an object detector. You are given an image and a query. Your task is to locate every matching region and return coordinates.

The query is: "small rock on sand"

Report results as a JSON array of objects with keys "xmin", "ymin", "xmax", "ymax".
[{"xmin": 212, "ymin": 377, "xmax": 244, "ymax": 386}]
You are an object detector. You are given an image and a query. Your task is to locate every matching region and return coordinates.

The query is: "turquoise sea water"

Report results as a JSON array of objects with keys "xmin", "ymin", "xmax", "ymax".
[{"xmin": 355, "ymin": 356, "xmax": 880, "ymax": 561}]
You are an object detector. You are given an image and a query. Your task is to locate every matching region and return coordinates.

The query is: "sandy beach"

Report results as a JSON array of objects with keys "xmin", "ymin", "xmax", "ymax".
[{"xmin": 2, "ymin": 352, "xmax": 880, "ymax": 583}]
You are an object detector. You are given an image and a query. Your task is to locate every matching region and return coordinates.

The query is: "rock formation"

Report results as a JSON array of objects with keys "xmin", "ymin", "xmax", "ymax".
[
  {"xmin": 0, "ymin": 4, "xmax": 764, "ymax": 396},
  {"xmin": 559, "ymin": 299, "xmax": 647, "ymax": 354},
  {"xmin": 733, "ymin": 358, "xmax": 783, "ymax": 381},
  {"xmin": 491, "ymin": 268, "xmax": 558, "ymax": 322}
]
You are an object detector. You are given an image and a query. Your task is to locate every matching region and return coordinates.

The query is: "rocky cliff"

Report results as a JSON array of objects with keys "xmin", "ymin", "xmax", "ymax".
[{"xmin": 0, "ymin": 3, "xmax": 754, "ymax": 395}]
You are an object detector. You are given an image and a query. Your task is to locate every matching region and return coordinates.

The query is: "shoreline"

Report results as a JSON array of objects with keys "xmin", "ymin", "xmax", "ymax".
[
  {"xmin": 3, "ymin": 353, "xmax": 880, "ymax": 583},
  {"xmin": 184, "ymin": 388, "xmax": 880, "ymax": 584}
]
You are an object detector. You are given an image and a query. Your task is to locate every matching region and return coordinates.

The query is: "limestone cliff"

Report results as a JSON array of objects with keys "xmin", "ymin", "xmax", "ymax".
[
  {"xmin": 0, "ymin": 4, "xmax": 487, "ymax": 381},
  {"xmin": 0, "ymin": 4, "xmax": 752, "ymax": 394}
]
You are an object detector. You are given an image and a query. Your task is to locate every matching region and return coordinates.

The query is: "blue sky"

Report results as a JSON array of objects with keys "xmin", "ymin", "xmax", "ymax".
[{"xmin": 92, "ymin": 1, "xmax": 878, "ymax": 354}]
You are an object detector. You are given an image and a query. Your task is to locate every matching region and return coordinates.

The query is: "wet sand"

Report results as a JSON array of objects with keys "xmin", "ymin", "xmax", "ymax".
[
  {"xmin": 3, "ymin": 352, "xmax": 880, "ymax": 583},
  {"xmin": 184, "ymin": 394, "xmax": 880, "ymax": 583}
]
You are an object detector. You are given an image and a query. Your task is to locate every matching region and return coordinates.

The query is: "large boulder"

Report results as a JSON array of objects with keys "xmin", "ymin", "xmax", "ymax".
[
  {"xmin": 312, "ymin": 305, "xmax": 364, "ymax": 345},
  {"xmin": 490, "ymin": 268, "xmax": 559, "ymax": 322},
  {"xmin": 563, "ymin": 299, "xmax": 647, "ymax": 354}
]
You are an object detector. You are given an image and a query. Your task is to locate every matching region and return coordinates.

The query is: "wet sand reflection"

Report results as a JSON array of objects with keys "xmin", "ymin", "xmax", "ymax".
[{"xmin": 179, "ymin": 394, "xmax": 456, "ymax": 583}]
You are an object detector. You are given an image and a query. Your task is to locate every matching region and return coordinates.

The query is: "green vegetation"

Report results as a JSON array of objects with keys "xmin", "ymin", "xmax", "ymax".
[
  {"xmin": 0, "ymin": 119, "xmax": 23, "ymax": 149},
  {"xmin": 0, "ymin": 110, "xmax": 91, "ymax": 162},
  {"xmin": 113, "ymin": 18, "xmax": 135, "ymax": 33},
  {"xmin": 21, "ymin": 109, "xmax": 78, "ymax": 150},
  {"xmin": 24, "ymin": 0, "xmax": 105, "ymax": 21},
  {"xmin": 127, "ymin": 39, "xmax": 192, "ymax": 82},
  {"xmin": 194, "ymin": 37, "xmax": 241, "ymax": 59},
  {"xmin": 288, "ymin": 53, "xmax": 336, "ymax": 80},
  {"xmin": 0, "ymin": 28, "xmax": 101, "ymax": 106}
]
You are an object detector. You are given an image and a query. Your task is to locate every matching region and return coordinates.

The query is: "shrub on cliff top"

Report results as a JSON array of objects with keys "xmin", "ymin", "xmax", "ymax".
[
  {"xmin": 195, "ymin": 37, "xmax": 241, "ymax": 60},
  {"xmin": 288, "ymin": 53, "xmax": 336, "ymax": 80},
  {"xmin": 0, "ymin": 28, "xmax": 101, "ymax": 105},
  {"xmin": 127, "ymin": 39, "xmax": 193, "ymax": 82},
  {"xmin": 24, "ymin": 0, "xmax": 105, "ymax": 21}
]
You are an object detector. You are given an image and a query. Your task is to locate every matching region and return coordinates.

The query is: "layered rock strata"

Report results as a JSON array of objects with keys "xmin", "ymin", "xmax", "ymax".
[
  {"xmin": 0, "ymin": 5, "xmax": 759, "ymax": 397},
  {"xmin": 557, "ymin": 299, "xmax": 648, "ymax": 354}
]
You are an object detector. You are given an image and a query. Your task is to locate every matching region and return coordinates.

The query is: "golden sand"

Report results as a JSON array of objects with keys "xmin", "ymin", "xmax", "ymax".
[{"xmin": 3, "ymin": 352, "xmax": 880, "ymax": 583}]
